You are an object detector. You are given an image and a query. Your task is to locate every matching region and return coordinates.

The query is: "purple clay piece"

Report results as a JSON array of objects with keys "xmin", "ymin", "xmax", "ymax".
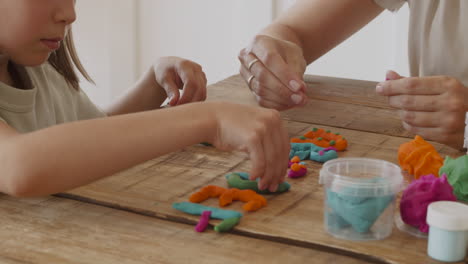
[
  {"xmin": 288, "ymin": 167, "xmax": 307, "ymax": 178},
  {"xmin": 195, "ymin": 210, "xmax": 212, "ymax": 232},
  {"xmin": 400, "ymin": 174, "xmax": 456, "ymax": 233}
]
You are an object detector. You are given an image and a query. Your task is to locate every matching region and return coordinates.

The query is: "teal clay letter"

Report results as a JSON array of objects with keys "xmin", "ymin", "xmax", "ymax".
[{"xmin": 173, "ymin": 202, "xmax": 242, "ymax": 219}]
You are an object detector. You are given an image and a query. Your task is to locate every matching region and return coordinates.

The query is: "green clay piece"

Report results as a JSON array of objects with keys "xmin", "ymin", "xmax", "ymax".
[
  {"xmin": 335, "ymin": 133, "xmax": 340, "ymax": 135},
  {"xmin": 173, "ymin": 202, "xmax": 242, "ymax": 219},
  {"xmin": 317, "ymin": 137, "xmax": 323, "ymax": 141},
  {"xmin": 329, "ymin": 140, "xmax": 336, "ymax": 146},
  {"xmin": 440, "ymin": 156, "xmax": 468, "ymax": 202},
  {"xmin": 214, "ymin": 217, "xmax": 240, "ymax": 233},
  {"xmin": 312, "ymin": 128, "xmax": 318, "ymax": 132},
  {"xmin": 200, "ymin": 142, "xmax": 212, "ymax": 146},
  {"xmin": 326, "ymin": 130, "xmax": 331, "ymax": 133},
  {"xmin": 299, "ymin": 136, "xmax": 307, "ymax": 140},
  {"xmin": 225, "ymin": 172, "xmax": 290, "ymax": 194}
]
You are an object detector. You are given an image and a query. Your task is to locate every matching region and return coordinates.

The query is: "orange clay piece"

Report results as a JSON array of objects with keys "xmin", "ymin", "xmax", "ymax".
[
  {"xmin": 290, "ymin": 163, "xmax": 306, "ymax": 172},
  {"xmin": 290, "ymin": 128, "xmax": 347, "ymax": 151},
  {"xmin": 189, "ymin": 185, "xmax": 267, "ymax": 212},
  {"xmin": 291, "ymin": 156, "xmax": 301, "ymax": 163},
  {"xmin": 398, "ymin": 135, "xmax": 444, "ymax": 179}
]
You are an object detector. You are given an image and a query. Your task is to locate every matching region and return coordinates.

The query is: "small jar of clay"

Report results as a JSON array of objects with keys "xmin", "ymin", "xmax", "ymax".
[
  {"xmin": 427, "ymin": 201, "xmax": 468, "ymax": 262},
  {"xmin": 319, "ymin": 158, "xmax": 404, "ymax": 240}
]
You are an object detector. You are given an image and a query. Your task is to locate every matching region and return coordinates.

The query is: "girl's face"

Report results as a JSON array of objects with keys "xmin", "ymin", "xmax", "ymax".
[{"xmin": 0, "ymin": 0, "xmax": 76, "ymax": 66}]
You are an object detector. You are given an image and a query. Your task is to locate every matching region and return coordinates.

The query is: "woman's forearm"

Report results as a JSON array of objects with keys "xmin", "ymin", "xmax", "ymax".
[{"xmin": 262, "ymin": 0, "xmax": 384, "ymax": 63}]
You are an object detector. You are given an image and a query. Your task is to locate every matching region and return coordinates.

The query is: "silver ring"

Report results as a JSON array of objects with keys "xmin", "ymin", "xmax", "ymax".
[
  {"xmin": 247, "ymin": 58, "xmax": 260, "ymax": 71},
  {"xmin": 247, "ymin": 75, "xmax": 255, "ymax": 87}
]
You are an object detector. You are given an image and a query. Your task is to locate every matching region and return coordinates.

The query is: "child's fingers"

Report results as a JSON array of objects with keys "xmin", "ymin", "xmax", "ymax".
[
  {"xmin": 268, "ymin": 123, "xmax": 289, "ymax": 192},
  {"xmin": 259, "ymin": 128, "xmax": 276, "ymax": 191},
  {"xmin": 248, "ymin": 137, "xmax": 266, "ymax": 183},
  {"xmin": 178, "ymin": 71, "xmax": 199, "ymax": 105},
  {"xmin": 161, "ymin": 76, "xmax": 181, "ymax": 106},
  {"xmin": 193, "ymin": 74, "xmax": 207, "ymax": 102}
]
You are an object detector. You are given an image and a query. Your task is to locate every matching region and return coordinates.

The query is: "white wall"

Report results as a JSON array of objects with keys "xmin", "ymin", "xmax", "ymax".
[
  {"xmin": 73, "ymin": 0, "xmax": 409, "ymax": 107},
  {"xmin": 308, "ymin": 5, "xmax": 410, "ymax": 80},
  {"xmin": 73, "ymin": 0, "xmax": 137, "ymax": 107},
  {"xmin": 137, "ymin": 0, "xmax": 273, "ymax": 84}
]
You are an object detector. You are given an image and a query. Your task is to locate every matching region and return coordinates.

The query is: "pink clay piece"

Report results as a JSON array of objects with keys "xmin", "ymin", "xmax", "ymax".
[
  {"xmin": 195, "ymin": 210, "xmax": 212, "ymax": 232},
  {"xmin": 288, "ymin": 167, "xmax": 307, "ymax": 178},
  {"xmin": 400, "ymin": 174, "xmax": 456, "ymax": 233}
]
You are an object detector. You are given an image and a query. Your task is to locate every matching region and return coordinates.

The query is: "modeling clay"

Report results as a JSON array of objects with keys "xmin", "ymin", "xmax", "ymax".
[
  {"xmin": 291, "ymin": 128, "xmax": 348, "ymax": 151},
  {"xmin": 190, "ymin": 185, "xmax": 267, "ymax": 212},
  {"xmin": 195, "ymin": 210, "xmax": 212, "ymax": 232},
  {"xmin": 440, "ymin": 156, "xmax": 468, "ymax": 202},
  {"xmin": 290, "ymin": 143, "xmax": 338, "ymax": 163},
  {"xmin": 225, "ymin": 172, "xmax": 290, "ymax": 194},
  {"xmin": 400, "ymin": 174, "xmax": 456, "ymax": 233},
  {"xmin": 173, "ymin": 202, "xmax": 242, "ymax": 219},
  {"xmin": 214, "ymin": 217, "xmax": 240, "ymax": 233},
  {"xmin": 326, "ymin": 189, "xmax": 395, "ymax": 233},
  {"xmin": 287, "ymin": 159, "xmax": 307, "ymax": 178},
  {"xmin": 398, "ymin": 135, "xmax": 444, "ymax": 179}
]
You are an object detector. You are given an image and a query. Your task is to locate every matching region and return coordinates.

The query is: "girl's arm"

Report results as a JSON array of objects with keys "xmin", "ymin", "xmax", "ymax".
[
  {"xmin": 106, "ymin": 57, "xmax": 207, "ymax": 116},
  {"xmin": 0, "ymin": 101, "xmax": 289, "ymax": 197}
]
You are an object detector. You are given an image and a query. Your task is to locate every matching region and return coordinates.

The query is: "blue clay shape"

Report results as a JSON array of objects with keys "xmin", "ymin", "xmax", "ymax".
[
  {"xmin": 310, "ymin": 150, "xmax": 338, "ymax": 163},
  {"xmin": 326, "ymin": 189, "xmax": 394, "ymax": 233},
  {"xmin": 173, "ymin": 202, "xmax": 242, "ymax": 219},
  {"xmin": 290, "ymin": 143, "xmax": 338, "ymax": 163}
]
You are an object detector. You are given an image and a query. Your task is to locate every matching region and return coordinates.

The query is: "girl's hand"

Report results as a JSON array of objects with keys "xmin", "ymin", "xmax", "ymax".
[
  {"xmin": 376, "ymin": 70, "xmax": 468, "ymax": 149},
  {"xmin": 153, "ymin": 56, "xmax": 207, "ymax": 106},
  {"xmin": 238, "ymin": 35, "xmax": 308, "ymax": 110},
  {"xmin": 208, "ymin": 102, "xmax": 290, "ymax": 192}
]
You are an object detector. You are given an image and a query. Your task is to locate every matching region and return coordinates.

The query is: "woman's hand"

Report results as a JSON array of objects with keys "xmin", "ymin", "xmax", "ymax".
[
  {"xmin": 207, "ymin": 102, "xmax": 290, "ymax": 192},
  {"xmin": 153, "ymin": 56, "xmax": 207, "ymax": 106},
  {"xmin": 238, "ymin": 35, "xmax": 308, "ymax": 111},
  {"xmin": 377, "ymin": 70, "xmax": 468, "ymax": 149}
]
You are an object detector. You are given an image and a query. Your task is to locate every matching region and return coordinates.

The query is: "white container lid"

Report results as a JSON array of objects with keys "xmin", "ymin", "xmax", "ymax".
[{"xmin": 427, "ymin": 201, "xmax": 468, "ymax": 231}]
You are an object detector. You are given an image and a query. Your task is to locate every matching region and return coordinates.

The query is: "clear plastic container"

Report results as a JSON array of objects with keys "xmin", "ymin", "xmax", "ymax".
[{"xmin": 319, "ymin": 158, "xmax": 404, "ymax": 240}]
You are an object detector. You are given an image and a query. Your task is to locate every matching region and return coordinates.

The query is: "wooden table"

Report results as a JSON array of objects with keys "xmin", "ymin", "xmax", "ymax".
[{"xmin": 1, "ymin": 75, "xmax": 464, "ymax": 264}]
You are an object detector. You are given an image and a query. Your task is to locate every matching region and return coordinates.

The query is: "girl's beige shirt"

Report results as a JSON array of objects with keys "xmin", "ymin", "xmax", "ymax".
[
  {"xmin": 375, "ymin": 0, "xmax": 468, "ymax": 85},
  {"xmin": 0, "ymin": 63, "xmax": 106, "ymax": 133}
]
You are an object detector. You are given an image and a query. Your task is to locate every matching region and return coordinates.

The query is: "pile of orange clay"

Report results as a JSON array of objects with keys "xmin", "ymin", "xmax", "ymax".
[
  {"xmin": 189, "ymin": 185, "xmax": 267, "ymax": 212},
  {"xmin": 398, "ymin": 135, "xmax": 444, "ymax": 179},
  {"xmin": 291, "ymin": 128, "xmax": 348, "ymax": 151}
]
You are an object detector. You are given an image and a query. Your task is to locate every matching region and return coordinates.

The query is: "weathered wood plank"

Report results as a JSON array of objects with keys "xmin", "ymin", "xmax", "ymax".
[
  {"xmin": 0, "ymin": 195, "xmax": 366, "ymax": 264},
  {"xmin": 207, "ymin": 75, "xmax": 413, "ymax": 138},
  {"xmin": 62, "ymin": 120, "xmax": 464, "ymax": 264}
]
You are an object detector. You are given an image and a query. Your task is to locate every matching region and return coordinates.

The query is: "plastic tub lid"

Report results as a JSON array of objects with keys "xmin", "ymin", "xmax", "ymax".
[
  {"xmin": 427, "ymin": 201, "xmax": 468, "ymax": 231},
  {"xmin": 319, "ymin": 158, "xmax": 404, "ymax": 197}
]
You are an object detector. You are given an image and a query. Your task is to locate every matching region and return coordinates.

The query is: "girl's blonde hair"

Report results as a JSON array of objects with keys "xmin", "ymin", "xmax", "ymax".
[{"xmin": 47, "ymin": 30, "xmax": 92, "ymax": 90}]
